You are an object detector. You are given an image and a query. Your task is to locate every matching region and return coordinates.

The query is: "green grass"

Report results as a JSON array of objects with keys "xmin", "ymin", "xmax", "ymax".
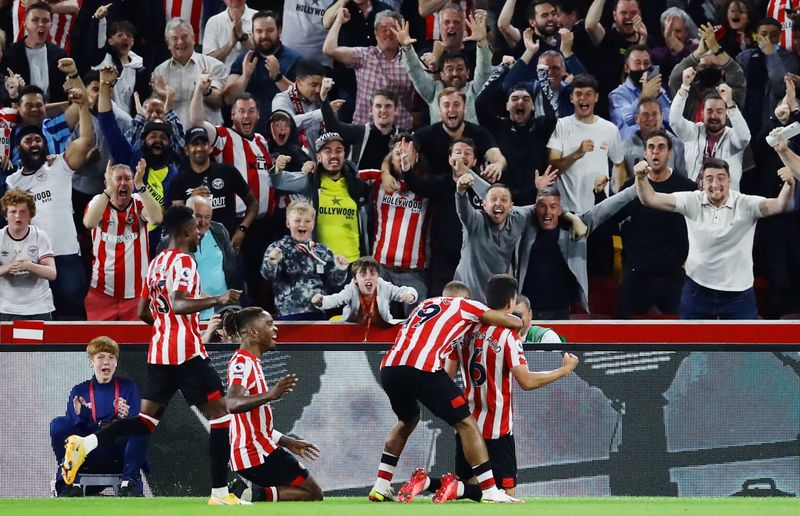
[{"xmin": 0, "ymin": 497, "xmax": 798, "ymax": 516}]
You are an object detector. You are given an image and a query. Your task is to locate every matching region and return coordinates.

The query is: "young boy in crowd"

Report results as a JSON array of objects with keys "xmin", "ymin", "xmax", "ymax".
[
  {"xmin": 312, "ymin": 256, "xmax": 417, "ymax": 325},
  {"xmin": 261, "ymin": 201, "xmax": 350, "ymax": 320}
]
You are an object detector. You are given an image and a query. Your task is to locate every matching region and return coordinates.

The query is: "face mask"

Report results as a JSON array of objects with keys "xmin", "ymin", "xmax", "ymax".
[
  {"xmin": 696, "ymin": 68, "xmax": 722, "ymax": 87},
  {"xmin": 628, "ymin": 70, "xmax": 646, "ymax": 85}
]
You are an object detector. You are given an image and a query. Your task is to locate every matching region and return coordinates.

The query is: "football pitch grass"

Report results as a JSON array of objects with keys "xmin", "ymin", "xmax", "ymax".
[{"xmin": 1, "ymin": 497, "xmax": 798, "ymax": 516}]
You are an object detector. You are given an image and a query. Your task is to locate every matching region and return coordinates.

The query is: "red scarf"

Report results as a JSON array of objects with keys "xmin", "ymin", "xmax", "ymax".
[{"xmin": 288, "ymin": 84, "xmax": 326, "ymax": 151}]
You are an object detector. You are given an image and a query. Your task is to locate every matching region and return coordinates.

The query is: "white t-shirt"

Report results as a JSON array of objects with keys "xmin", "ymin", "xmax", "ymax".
[
  {"xmin": 6, "ymin": 155, "xmax": 79, "ymax": 256},
  {"xmin": 673, "ymin": 190, "xmax": 764, "ymax": 292},
  {"xmin": 0, "ymin": 225, "xmax": 55, "ymax": 315},
  {"xmin": 202, "ymin": 7, "xmax": 257, "ymax": 72},
  {"xmin": 25, "ymin": 45, "xmax": 49, "ymax": 99},
  {"xmin": 547, "ymin": 115, "xmax": 623, "ymax": 212},
  {"xmin": 280, "ymin": 0, "xmax": 336, "ymax": 67}
]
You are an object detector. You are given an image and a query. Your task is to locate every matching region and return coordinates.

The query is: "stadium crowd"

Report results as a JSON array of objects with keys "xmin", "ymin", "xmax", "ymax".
[{"xmin": 2, "ymin": 0, "xmax": 800, "ymax": 322}]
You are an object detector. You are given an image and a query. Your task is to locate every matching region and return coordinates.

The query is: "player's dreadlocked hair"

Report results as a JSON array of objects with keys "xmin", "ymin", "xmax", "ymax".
[
  {"xmin": 161, "ymin": 205, "xmax": 195, "ymax": 238},
  {"xmin": 222, "ymin": 306, "xmax": 266, "ymax": 341}
]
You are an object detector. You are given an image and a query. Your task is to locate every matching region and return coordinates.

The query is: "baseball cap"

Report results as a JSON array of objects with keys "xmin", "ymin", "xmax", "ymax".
[
  {"xmin": 314, "ymin": 132, "xmax": 344, "ymax": 151},
  {"xmin": 142, "ymin": 119, "xmax": 172, "ymax": 139},
  {"xmin": 185, "ymin": 126, "xmax": 210, "ymax": 145}
]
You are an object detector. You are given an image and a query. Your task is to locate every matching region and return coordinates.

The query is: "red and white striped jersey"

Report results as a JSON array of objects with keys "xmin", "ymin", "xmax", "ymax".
[
  {"xmin": 13, "ymin": 0, "xmax": 82, "ymax": 51},
  {"xmin": 163, "ymin": 0, "xmax": 204, "ymax": 40},
  {"xmin": 227, "ymin": 349, "xmax": 279, "ymax": 471},
  {"xmin": 87, "ymin": 195, "xmax": 149, "ymax": 299},
  {"xmin": 0, "ymin": 108, "xmax": 16, "ymax": 161},
  {"xmin": 768, "ymin": 0, "xmax": 799, "ymax": 51},
  {"xmin": 211, "ymin": 126, "xmax": 275, "ymax": 216},
  {"xmin": 458, "ymin": 324, "xmax": 527, "ymax": 439},
  {"xmin": 358, "ymin": 169, "xmax": 431, "ymax": 270},
  {"xmin": 141, "ymin": 249, "xmax": 206, "ymax": 365},
  {"xmin": 382, "ymin": 297, "xmax": 487, "ymax": 372},
  {"xmin": 425, "ymin": 0, "xmax": 472, "ymax": 40}
]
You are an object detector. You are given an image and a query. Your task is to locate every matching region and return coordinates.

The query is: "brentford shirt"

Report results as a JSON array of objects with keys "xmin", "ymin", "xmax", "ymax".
[
  {"xmin": 163, "ymin": 0, "xmax": 204, "ymax": 39},
  {"xmin": 358, "ymin": 169, "xmax": 430, "ymax": 270},
  {"xmin": 458, "ymin": 324, "xmax": 527, "ymax": 440},
  {"xmin": 227, "ymin": 349, "xmax": 279, "ymax": 471},
  {"xmin": 0, "ymin": 225, "xmax": 55, "ymax": 315},
  {"xmin": 87, "ymin": 195, "xmax": 149, "ymax": 299},
  {"xmin": 768, "ymin": 0, "xmax": 799, "ymax": 51},
  {"xmin": 6, "ymin": 155, "xmax": 79, "ymax": 256},
  {"xmin": 141, "ymin": 249, "xmax": 206, "ymax": 365},
  {"xmin": 382, "ymin": 297, "xmax": 487, "ymax": 372},
  {"xmin": 12, "ymin": 0, "xmax": 82, "ymax": 51},
  {"xmin": 211, "ymin": 126, "xmax": 275, "ymax": 217}
]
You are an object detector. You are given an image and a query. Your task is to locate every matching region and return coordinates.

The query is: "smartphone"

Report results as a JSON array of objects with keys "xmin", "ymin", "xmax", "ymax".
[{"xmin": 646, "ymin": 65, "xmax": 660, "ymax": 81}]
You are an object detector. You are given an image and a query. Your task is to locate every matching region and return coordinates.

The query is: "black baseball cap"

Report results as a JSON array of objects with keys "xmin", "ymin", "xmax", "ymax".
[
  {"xmin": 142, "ymin": 119, "xmax": 172, "ymax": 139},
  {"xmin": 185, "ymin": 126, "xmax": 210, "ymax": 145}
]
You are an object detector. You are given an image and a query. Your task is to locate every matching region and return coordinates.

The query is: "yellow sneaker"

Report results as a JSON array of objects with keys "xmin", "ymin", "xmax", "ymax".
[
  {"xmin": 208, "ymin": 493, "xmax": 253, "ymax": 505},
  {"xmin": 61, "ymin": 435, "xmax": 87, "ymax": 485}
]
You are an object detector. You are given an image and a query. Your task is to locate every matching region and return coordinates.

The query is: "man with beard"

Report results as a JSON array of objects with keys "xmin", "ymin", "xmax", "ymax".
[
  {"xmin": 669, "ymin": 22, "xmax": 746, "ymax": 121},
  {"xmin": 395, "ymin": 12, "xmax": 491, "ymax": 124},
  {"xmin": 610, "ymin": 130, "xmax": 697, "ymax": 318},
  {"xmin": 476, "ymin": 29, "xmax": 558, "ymax": 206},
  {"xmin": 5, "ymin": 89, "xmax": 94, "ymax": 319},
  {"xmin": 634, "ymin": 157, "xmax": 796, "ymax": 319},
  {"xmin": 414, "ymin": 88, "xmax": 506, "ymax": 181},
  {"xmin": 223, "ymin": 11, "xmax": 304, "ymax": 135},
  {"xmin": 670, "ymin": 74, "xmax": 750, "ymax": 189},
  {"xmin": 97, "ymin": 66, "xmax": 179, "ymax": 250},
  {"xmin": 498, "ymin": 0, "xmax": 561, "ymax": 60},
  {"xmin": 622, "ymin": 98, "xmax": 686, "ymax": 179},
  {"xmin": 272, "ymin": 59, "xmax": 329, "ymax": 156},
  {"xmin": 323, "ymin": 9, "xmax": 415, "ymax": 130},
  {"xmin": 270, "ymin": 132, "xmax": 371, "ymax": 263},
  {"xmin": 321, "ymin": 80, "xmax": 400, "ymax": 170},
  {"xmin": 169, "ymin": 127, "xmax": 258, "ymax": 248},
  {"xmin": 608, "ymin": 45, "xmax": 672, "ymax": 140},
  {"xmin": 547, "ymin": 74, "xmax": 626, "ymax": 213},
  {"xmin": 573, "ymin": 0, "xmax": 649, "ymax": 117},
  {"xmin": 83, "ymin": 161, "xmax": 163, "ymax": 321}
]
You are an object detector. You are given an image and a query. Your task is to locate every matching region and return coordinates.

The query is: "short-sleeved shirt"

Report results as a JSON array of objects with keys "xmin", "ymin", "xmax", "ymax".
[
  {"xmin": 152, "ymin": 52, "xmax": 226, "ymax": 126},
  {"xmin": 350, "ymin": 46, "xmax": 415, "ymax": 130},
  {"xmin": 316, "ymin": 174, "xmax": 360, "ymax": 262},
  {"xmin": 673, "ymin": 190, "xmax": 764, "ymax": 292},
  {"xmin": 211, "ymin": 126, "xmax": 274, "ymax": 217},
  {"xmin": 5, "ymin": 154, "xmax": 78, "ymax": 256},
  {"xmin": 141, "ymin": 249, "xmax": 206, "ymax": 365},
  {"xmin": 458, "ymin": 324, "xmax": 527, "ymax": 439},
  {"xmin": 202, "ymin": 7, "xmax": 257, "ymax": 72},
  {"xmin": 414, "ymin": 122, "xmax": 496, "ymax": 176},
  {"xmin": 382, "ymin": 296, "xmax": 488, "ymax": 372},
  {"xmin": 0, "ymin": 225, "xmax": 54, "ymax": 315},
  {"xmin": 169, "ymin": 162, "xmax": 252, "ymax": 236},
  {"xmin": 227, "ymin": 348, "xmax": 279, "ymax": 471},
  {"xmin": 280, "ymin": 0, "xmax": 337, "ymax": 67},
  {"xmin": 547, "ymin": 115, "xmax": 623, "ymax": 212}
]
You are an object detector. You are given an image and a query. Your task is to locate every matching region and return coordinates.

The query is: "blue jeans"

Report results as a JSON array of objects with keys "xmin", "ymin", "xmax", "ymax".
[
  {"xmin": 679, "ymin": 277, "xmax": 758, "ymax": 319},
  {"xmin": 50, "ymin": 416, "xmax": 147, "ymax": 493},
  {"xmin": 51, "ymin": 254, "xmax": 88, "ymax": 320}
]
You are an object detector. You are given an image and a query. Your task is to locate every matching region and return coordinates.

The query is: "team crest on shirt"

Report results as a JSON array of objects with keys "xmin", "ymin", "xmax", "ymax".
[
  {"xmin": 35, "ymin": 169, "xmax": 47, "ymax": 181},
  {"xmin": 212, "ymin": 178, "xmax": 224, "ymax": 190},
  {"xmin": 126, "ymin": 214, "xmax": 135, "ymax": 225},
  {"xmin": 27, "ymin": 245, "xmax": 38, "ymax": 257}
]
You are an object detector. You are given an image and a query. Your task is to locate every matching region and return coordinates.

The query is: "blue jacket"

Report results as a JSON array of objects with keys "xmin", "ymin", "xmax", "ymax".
[{"xmin": 66, "ymin": 376, "xmax": 140, "ymax": 433}]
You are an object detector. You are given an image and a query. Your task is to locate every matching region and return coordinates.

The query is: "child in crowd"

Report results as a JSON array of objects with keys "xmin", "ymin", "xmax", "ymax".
[
  {"xmin": 261, "ymin": 201, "xmax": 349, "ymax": 320},
  {"xmin": 312, "ymin": 256, "xmax": 417, "ymax": 325}
]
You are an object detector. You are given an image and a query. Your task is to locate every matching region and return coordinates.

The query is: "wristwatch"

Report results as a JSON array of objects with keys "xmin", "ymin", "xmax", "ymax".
[
  {"xmin": 238, "ymin": 224, "xmax": 249, "ymax": 233},
  {"xmin": 135, "ymin": 184, "xmax": 147, "ymax": 193},
  {"xmin": 273, "ymin": 73, "xmax": 284, "ymax": 82},
  {"xmin": 237, "ymin": 33, "xmax": 249, "ymax": 42}
]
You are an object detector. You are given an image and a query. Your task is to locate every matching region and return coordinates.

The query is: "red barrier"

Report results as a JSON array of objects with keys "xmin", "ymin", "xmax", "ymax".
[{"xmin": 2, "ymin": 320, "xmax": 799, "ymax": 345}]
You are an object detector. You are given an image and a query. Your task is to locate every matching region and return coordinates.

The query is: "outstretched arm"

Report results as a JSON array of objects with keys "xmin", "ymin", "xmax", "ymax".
[
  {"xmin": 226, "ymin": 375, "xmax": 298, "ymax": 413},
  {"xmin": 759, "ymin": 169, "xmax": 796, "ymax": 217},
  {"xmin": 323, "ymin": 8, "xmax": 357, "ymax": 68},
  {"xmin": 633, "ymin": 162, "xmax": 677, "ymax": 211},
  {"xmin": 511, "ymin": 353, "xmax": 579, "ymax": 390}
]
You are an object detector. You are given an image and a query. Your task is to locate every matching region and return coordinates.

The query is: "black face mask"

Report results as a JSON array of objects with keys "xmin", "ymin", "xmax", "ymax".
[
  {"xmin": 696, "ymin": 68, "xmax": 722, "ymax": 87},
  {"xmin": 628, "ymin": 70, "xmax": 646, "ymax": 85}
]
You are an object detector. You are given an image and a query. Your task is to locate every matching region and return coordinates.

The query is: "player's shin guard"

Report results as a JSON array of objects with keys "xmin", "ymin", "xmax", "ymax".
[
  {"xmin": 96, "ymin": 414, "xmax": 157, "ymax": 447},
  {"xmin": 209, "ymin": 416, "xmax": 231, "ymax": 489},
  {"xmin": 373, "ymin": 451, "xmax": 399, "ymax": 494},
  {"xmin": 472, "ymin": 461, "xmax": 500, "ymax": 498}
]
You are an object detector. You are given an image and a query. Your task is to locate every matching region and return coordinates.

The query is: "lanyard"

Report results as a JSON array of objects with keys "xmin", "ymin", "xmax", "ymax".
[
  {"xmin": 295, "ymin": 241, "xmax": 326, "ymax": 265},
  {"xmin": 89, "ymin": 378, "xmax": 119, "ymax": 424}
]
